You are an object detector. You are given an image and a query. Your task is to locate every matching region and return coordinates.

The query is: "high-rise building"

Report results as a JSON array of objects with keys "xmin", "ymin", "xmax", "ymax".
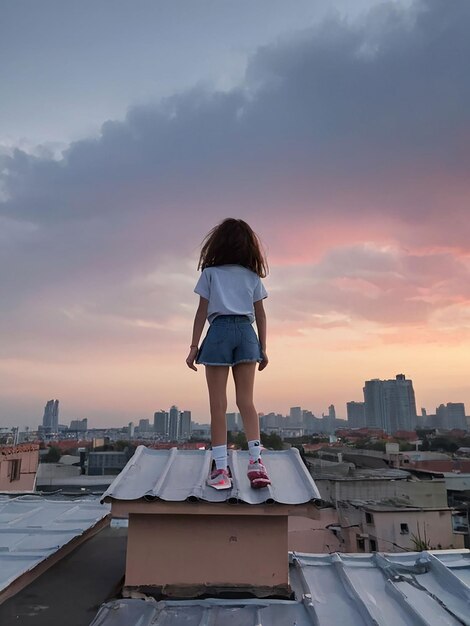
[
  {"xmin": 289, "ymin": 407, "xmax": 302, "ymax": 426},
  {"xmin": 70, "ymin": 418, "xmax": 88, "ymax": 432},
  {"xmin": 138, "ymin": 418, "xmax": 150, "ymax": 432},
  {"xmin": 154, "ymin": 410, "xmax": 169, "ymax": 437},
  {"xmin": 42, "ymin": 399, "xmax": 59, "ymax": 433},
  {"xmin": 128, "ymin": 422, "xmax": 135, "ymax": 438},
  {"xmin": 363, "ymin": 374, "xmax": 417, "ymax": 433},
  {"xmin": 446, "ymin": 403, "xmax": 466, "ymax": 430},
  {"xmin": 180, "ymin": 410, "xmax": 192, "ymax": 440},
  {"xmin": 363, "ymin": 380, "xmax": 386, "ymax": 430},
  {"xmin": 226, "ymin": 412, "xmax": 240, "ymax": 432},
  {"xmin": 302, "ymin": 410, "xmax": 319, "ymax": 433},
  {"xmin": 434, "ymin": 403, "xmax": 467, "ymax": 430},
  {"xmin": 435, "ymin": 404, "xmax": 447, "ymax": 429},
  {"xmin": 347, "ymin": 401, "xmax": 366, "ymax": 428},
  {"xmin": 168, "ymin": 405, "xmax": 179, "ymax": 441}
]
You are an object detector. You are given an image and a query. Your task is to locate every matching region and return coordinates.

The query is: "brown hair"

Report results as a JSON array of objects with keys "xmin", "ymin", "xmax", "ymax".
[{"xmin": 198, "ymin": 218, "xmax": 268, "ymax": 277}]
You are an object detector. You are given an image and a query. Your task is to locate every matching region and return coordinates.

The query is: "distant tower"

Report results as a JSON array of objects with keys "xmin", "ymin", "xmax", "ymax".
[
  {"xmin": 154, "ymin": 410, "xmax": 169, "ymax": 437},
  {"xmin": 226, "ymin": 413, "xmax": 239, "ymax": 432},
  {"xmin": 128, "ymin": 422, "xmax": 135, "ymax": 438},
  {"xmin": 347, "ymin": 401, "xmax": 366, "ymax": 428},
  {"xmin": 168, "ymin": 405, "xmax": 179, "ymax": 441},
  {"xmin": 180, "ymin": 410, "xmax": 192, "ymax": 440},
  {"xmin": 52, "ymin": 400, "xmax": 59, "ymax": 432},
  {"xmin": 363, "ymin": 374, "xmax": 417, "ymax": 433},
  {"xmin": 42, "ymin": 399, "xmax": 59, "ymax": 433},
  {"xmin": 436, "ymin": 404, "xmax": 447, "ymax": 429},
  {"xmin": 445, "ymin": 403, "xmax": 466, "ymax": 430},
  {"xmin": 289, "ymin": 407, "xmax": 302, "ymax": 425}
]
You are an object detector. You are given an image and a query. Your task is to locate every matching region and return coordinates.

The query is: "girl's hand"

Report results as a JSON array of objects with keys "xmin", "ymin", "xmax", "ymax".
[
  {"xmin": 258, "ymin": 352, "xmax": 269, "ymax": 371},
  {"xmin": 186, "ymin": 347, "xmax": 199, "ymax": 371}
]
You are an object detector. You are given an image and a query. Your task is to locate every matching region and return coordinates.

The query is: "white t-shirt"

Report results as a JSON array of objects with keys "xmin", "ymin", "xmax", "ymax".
[{"xmin": 194, "ymin": 264, "xmax": 268, "ymax": 324}]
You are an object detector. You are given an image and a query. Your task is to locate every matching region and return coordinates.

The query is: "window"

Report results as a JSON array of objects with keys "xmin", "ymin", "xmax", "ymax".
[
  {"xmin": 365, "ymin": 512, "xmax": 374, "ymax": 525},
  {"xmin": 400, "ymin": 523, "xmax": 409, "ymax": 534},
  {"xmin": 356, "ymin": 536, "xmax": 365, "ymax": 552},
  {"xmin": 369, "ymin": 538, "xmax": 377, "ymax": 552},
  {"xmin": 8, "ymin": 459, "xmax": 21, "ymax": 482}
]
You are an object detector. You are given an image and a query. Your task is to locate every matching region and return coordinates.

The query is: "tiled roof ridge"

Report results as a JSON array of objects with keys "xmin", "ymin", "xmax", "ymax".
[{"xmin": 0, "ymin": 444, "xmax": 39, "ymax": 456}]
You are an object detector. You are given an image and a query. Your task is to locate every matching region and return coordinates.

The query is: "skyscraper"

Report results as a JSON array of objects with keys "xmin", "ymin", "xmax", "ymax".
[
  {"xmin": 347, "ymin": 401, "xmax": 366, "ymax": 428},
  {"xmin": 446, "ymin": 403, "xmax": 466, "ymax": 430},
  {"xmin": 138, "ymin": 419, "xmax": 150, "ymax": 432},
  {"xmin": 226, "ymin": 412, "xmax": 239, "ymax": 432},
  {"xmin": 180, "ymin": 410, "xmax": 192, "ymax": 440},
  {"xmin": 435, "ymin": 403, "xmax": 467, "ymax": 430},
  {"xmin": 168, "ymin": 405, "xmax": 179, "ymax": 441},
  {"xmin": 363, "ymin": 374, "xmax": 417, "ymax": 433},
  {"xmin": 154, "ymin": 410, "xmax": 169, "ymax": 437},
  {"xmin": 289, "ymin": 407, "xmax": 302, "ymax": 426},
  {"xmin": 42, "ymin": 399, "xmax": 59, "ymax": 433}
]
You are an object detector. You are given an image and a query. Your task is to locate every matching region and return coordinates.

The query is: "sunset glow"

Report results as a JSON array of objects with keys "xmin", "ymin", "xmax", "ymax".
[{"xmin": 1, "ymin": 0, "xmax": 469, "ymax": 426}]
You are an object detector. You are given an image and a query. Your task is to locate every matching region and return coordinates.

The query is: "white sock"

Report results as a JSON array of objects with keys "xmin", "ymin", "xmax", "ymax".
[
  {"xmin": 212, "ymin": 444, "xmax": 227, "ymax": 470},
  {"xmin": 248, "ymin": 439, "xmax": 261, "ymax": 463}
]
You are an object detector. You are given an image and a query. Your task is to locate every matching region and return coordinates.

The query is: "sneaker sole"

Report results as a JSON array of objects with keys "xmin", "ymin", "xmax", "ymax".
[
  {"xmin": 207, "ymin": 480, "xmax": 232, "ymax": 490},
  {"xmin": 250, "ymin": 477, "xmax": 271, "ymax": 489}
]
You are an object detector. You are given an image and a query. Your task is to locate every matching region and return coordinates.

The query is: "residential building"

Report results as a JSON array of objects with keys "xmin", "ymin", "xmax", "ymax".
[
  {"xmin": 70, "ymin": 418, "xmax": 88, "ymax": 432},
  {"xmin": 445, "ymin": 403, "xmax": 467, "ymax": 430},
  {"xmin": 168, "ymin": 405, "xmax": 179, "ymax": 441},
  {"xmin": 87, "ymin": 451, "xmax": 128, "ymax": 476},
  {"xmin": 153, "ymin": 410, "xmax": 168, "ymax": 437},
  {"xmin": 337, "ymin": 500, "xmax": 464, "ymax": 553},
  {"xmin": 347, "ymin": 401, "xmax": 366, "ymax": 428},
  {"xmin": 42, "ymin": 399, "xmax": 59, "ymax": 433},
  {"xmin": 0, "ymin": 444, "xmax": 39, "ymax": 491},
  {"xmin": 138, "ymin": 419, "xmax": 150, "ymax": 433},
  {"xmin": 179, "ymin": 410, "xmax": 191, "ymax": 440},
  {"xmin": 363, "ymin": 374, "xmax": 417, "ymax": 433},
  {"xmin": 289, "ymin": 406, "xmax": 302, "ymax": 426},
  {"xmin": 226, "ymin": 412, "xmax": 239, "ymax": 431}
]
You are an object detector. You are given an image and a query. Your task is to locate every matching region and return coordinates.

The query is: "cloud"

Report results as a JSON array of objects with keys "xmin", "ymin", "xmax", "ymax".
[
  {"xmin": 1, "ymin": 0, "xmax": 470, "ymax": 371},
  {"xmin": 270, "ymin": 244, "xmax": 470, "ymax": 328}
]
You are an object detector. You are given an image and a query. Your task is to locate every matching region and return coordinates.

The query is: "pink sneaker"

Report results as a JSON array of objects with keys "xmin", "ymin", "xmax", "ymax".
[
  {"xmin": 247, "ymin": 459, "xmax": 271, "ymax": 489},
  {"xmin": 207, "ymin": 468, "xmax": 232, "ymax": 490}
]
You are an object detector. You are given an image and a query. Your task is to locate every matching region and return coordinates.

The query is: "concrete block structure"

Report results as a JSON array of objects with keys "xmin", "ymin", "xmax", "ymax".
[{"xmin": 103, "ymin": 446, "xmax": 321, "ymax": 597}]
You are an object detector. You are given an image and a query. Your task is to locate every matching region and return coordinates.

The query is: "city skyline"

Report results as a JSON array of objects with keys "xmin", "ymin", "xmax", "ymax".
[
  {"xmin": 1, "ymin": 1, "xmax": 470, "ymax": 425},
  {"xmin": 1, "ymin": 374, "xmax": 467, "ymax": 430}
]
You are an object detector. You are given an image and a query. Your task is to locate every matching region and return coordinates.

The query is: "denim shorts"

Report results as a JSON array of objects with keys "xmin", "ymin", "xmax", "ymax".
[{"xmin": 196, "ymin": 315, "xmax": 263, "ymax": 367}]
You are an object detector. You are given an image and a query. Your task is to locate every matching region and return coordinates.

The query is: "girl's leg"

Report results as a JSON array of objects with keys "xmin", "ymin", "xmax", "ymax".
[
  {"xmin": 232, "ymin": 362, "xmax": 260, "ymax": 442},
  {"xmin": 205, "ymin": 365, "xmax": 230, "ymax": 446}
]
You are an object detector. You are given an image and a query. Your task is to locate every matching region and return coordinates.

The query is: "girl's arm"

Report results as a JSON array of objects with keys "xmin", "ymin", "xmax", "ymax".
[
  {"xmin": 254, "ymin": 299, "xmax": 268, "ymax": 371},
  {"xmin": 186, "ymin": 297, "xmax": 208, "ymax": 371}
]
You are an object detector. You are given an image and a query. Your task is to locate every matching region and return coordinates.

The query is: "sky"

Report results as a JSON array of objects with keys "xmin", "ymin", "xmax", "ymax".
[{"xmin": 1, "ymin": 0, "xmax": 469, "ymax": 428}]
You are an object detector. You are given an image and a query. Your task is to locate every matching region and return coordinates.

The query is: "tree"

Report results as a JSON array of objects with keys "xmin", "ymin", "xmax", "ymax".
[
  {"xmin": 233, "ymin": 432, "xmax": 248, "ymax": 450},
  {"xmin": 261, "ymin": 432, "xmax": 283, "ymax": 450},
  {"xmin": 43, "ymin": 446, "xmax": 61, "ymax": 463}
]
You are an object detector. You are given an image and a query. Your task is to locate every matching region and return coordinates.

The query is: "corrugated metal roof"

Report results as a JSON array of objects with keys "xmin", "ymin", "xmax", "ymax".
[
  {"xmin": 101, "ymin": 446, "xmax": 321, "ymax": 505},
  {"xmin": 0, "ymin": 495, "xmax": 109, "ymax": 594},
  {"xmin": 89, "ymin": 598, "xmax": 318, "ymax": 626},
  {"xmin": 90, "ymin": 549, "xmax": 470, "ymax": 626},
  {"xmin": 291, "ymin": 551, "xmax": 470, "ymax": 625}
]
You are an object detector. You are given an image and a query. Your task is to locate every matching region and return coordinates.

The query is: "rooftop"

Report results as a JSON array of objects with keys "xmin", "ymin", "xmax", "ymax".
[
  {"xmin": 89, "ymin": 550, "xmax": 470, "ymax": 626},
  {"xmin": 0, "ymin": 495, "xmax": 109, "ymax": 604},
  {"xmin": 102, "ymin": 446, "xmax": 321, "ymax": 505}
]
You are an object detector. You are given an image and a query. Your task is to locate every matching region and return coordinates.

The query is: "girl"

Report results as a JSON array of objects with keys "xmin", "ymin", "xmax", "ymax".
[{"xmin": 186, "ymin": 218, "xmax": 271, "ymax": 490}]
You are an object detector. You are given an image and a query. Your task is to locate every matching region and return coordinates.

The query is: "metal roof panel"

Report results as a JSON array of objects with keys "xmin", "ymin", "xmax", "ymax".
[
  {"xmin": 0, "ymin": 496, "xmax": 109, "ymax": 595},
  {"xmin": 101, "ymin": 446, "xmax": 321, "ymax": 505}
]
